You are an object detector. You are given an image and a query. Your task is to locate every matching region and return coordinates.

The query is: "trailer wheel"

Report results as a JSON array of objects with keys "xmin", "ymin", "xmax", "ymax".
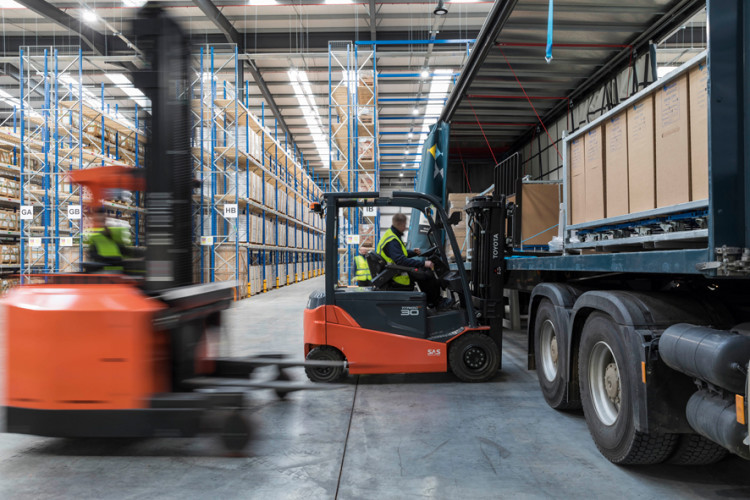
[
  {"xmin": 534, "ymin": 299, "xmax": 580, "ymax": 410},
  {"xmin": 305, "ymin": 346, "xmax": 345, "ymax": 383},
  {"xmin": 449, "ymin": 332, "xmax": 500, "ymax": 383},
  {"xmin": 579, "ymin": 312, "xmax": 678, "ymax": 464},
  {"xmin": 667, "ymin": 434, "xmax": 728, "ymax": 465}
]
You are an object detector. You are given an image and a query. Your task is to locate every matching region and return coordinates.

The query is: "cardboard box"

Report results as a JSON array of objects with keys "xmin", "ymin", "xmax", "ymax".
[
  {"xmin": 689, "ymin": 61, "xmax": 709, "ymax": 200},
  {"xmin": 627, "ymin": 96, "xmax": 656, "ymax": 213},
  {"xmin": 569, "ymin": 137, "xmax": 586, "ymax": 224},
  {"xmin": 584, "ymin": 126, "xmax": 605, "ymax": 221},
  {"xmin": 655, "ymin": 75, "xmax": 691, "ymax": 207},
  {"xmin": 519, "ymin": 183, "xmax": 561, "ymax": 246},
  {"xmin": 604, "ymin": 114, "xmax": 629, "ymax": 217}
]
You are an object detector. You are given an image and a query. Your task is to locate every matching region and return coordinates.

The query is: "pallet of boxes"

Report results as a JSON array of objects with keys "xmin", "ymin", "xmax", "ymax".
[{"xmin": 445, "ymin": 193, "xmax": 477, "ymax": 262}]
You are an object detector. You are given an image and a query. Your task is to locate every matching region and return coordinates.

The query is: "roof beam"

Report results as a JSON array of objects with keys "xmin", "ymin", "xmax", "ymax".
[
  {"xmin": 14, "ymin": 0, "xmax": 108, "ymax": 55},
  {"xmin": 441, "ymin": 0, "xmax": 519, "ymax": 122},
  {"xmin": 191, "ymin": 0, "xmax": 296, "ymax": 154}
]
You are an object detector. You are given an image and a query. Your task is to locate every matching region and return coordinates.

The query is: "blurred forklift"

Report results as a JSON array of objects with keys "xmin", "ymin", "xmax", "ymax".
[{"xmin": 3, "ymin": 4, "xmax": 340, "ymax": 452}]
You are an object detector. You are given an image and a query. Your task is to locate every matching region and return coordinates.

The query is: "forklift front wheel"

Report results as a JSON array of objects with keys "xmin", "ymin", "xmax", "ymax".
[
  {"xmin": 219, "ymin": 410, "xmax": 252, "ymax": 453},
  {"xmin": 305, "ymin": 346, "xmax": 346, "ymax": 383},
  {"xmin": 449, "ymin": 332, "xmax": 500, "ymax": 383}
]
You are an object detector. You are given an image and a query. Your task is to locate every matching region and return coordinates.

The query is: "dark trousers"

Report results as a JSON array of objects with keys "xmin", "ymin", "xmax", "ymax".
[{"xmin": 414, "ymin": 274, "xmax": 441, "ymax": 307}]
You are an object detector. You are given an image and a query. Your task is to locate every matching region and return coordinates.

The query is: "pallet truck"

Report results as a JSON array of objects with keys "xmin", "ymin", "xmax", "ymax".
[
  {"xmin": 3, "ymin": 5, "xmax": 341, "ymax": 452},
  {"xmin": 303, "ymin": 190, "xmax": 506, "ymax": 383}
]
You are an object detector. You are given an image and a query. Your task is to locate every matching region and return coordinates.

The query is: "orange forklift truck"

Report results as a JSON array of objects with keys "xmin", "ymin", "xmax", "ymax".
[
  {"xmin": 303, "ymin": 191, "xmax": 505, "ymax": 383},
  {"xmin": 3, "ymin": 5, "xmax": 339, "ymax": 451}
]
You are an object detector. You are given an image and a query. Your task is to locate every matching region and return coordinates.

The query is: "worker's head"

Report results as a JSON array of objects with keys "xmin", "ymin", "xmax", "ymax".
[
  {"xmin": 359, "ymin": 246, "xmax": 372, "ymax": 256},
  {"xmin": 392, "ymin": 213, "xmax": 408, "ymax": 233}
]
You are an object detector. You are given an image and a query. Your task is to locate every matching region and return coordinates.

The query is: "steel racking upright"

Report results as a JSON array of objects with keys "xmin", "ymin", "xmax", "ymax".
[
  {"xmin": 328, "ymin": 41, "xmax": 379, "ymax": 285},
  {"xmin": 16, "ymin": 46, "xmax": 145, "ymax": 283},
  {"xmin": 191, "ymin": 44, "xmax": 325, "ymax": 299}
]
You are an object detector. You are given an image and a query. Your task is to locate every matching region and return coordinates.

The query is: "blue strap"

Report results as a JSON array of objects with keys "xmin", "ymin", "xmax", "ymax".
[{"xmin": 545, "ymin": 0, "xmax": 554, "ymax": 63}]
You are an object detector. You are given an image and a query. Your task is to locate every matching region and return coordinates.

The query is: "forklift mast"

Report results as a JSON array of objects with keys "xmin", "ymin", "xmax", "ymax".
[
  {"xmin": 465, "ymin": 183, "xmax": 506, "ymax": 364},
  {"xmin": 132, "ymin": 4, "xmax": 194, "ymax": 291}
]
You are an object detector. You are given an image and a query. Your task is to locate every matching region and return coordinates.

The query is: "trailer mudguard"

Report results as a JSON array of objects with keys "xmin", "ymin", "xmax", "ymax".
[
  {"xmin": 527, "ymin": 283, "xmax": 583, "ymax": 371},
  {"xmin": 569, "ymin": 291, "xmax": 733, "ymax": 434}
]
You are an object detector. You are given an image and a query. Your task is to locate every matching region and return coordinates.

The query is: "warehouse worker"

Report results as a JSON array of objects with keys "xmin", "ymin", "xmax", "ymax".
[
  {"xmin": 85, "ymin": 208, "xmax": 133, "ymax": 272},
  {"xmin": 377, "ymin": 212, "xmax": 442, "ymax": 308},
  {"xmin": 354, "ymin": 246, "xmax": 373, "ymax": 286}
]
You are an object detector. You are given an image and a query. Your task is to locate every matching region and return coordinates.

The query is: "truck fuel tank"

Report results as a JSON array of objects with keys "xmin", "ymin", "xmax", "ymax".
[{"xmin": 659, "ymin": 323, "xmax": 750, "ymax": 394}]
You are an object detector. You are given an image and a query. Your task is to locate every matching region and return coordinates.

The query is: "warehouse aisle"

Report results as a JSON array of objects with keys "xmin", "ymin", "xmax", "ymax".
[{"xmin": 1, "ymin": 278, "xmax": 749, "ymax": 499}]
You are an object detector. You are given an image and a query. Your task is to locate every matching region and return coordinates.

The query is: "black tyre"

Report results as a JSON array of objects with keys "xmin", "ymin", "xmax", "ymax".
[
  {"xmin": 449, "ymin": 332, "xmax": 500, "ymax": 383},
  {"xmin": 219, "ymin": 410, "xmax": 251, "ymax": 453},
  {"xmin": 534, "ymin": 299, "xmax": 580, "ymax": 410},
  {"xmin": 579, "ymin": 312, "xmax": 678, "ymax": 465},
  {"xmin": 667, "ymin": 434, "xmax": 728, "ymax": 465},
  {"xmin": 305, "ymin": 346, "xmax": 345, "ymax": 383}
]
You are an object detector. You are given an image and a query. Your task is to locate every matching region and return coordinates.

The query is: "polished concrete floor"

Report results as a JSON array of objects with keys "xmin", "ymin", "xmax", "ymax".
[{"xmin": 1, "ymin": 277, "xmax": 749, "ymax": 499}]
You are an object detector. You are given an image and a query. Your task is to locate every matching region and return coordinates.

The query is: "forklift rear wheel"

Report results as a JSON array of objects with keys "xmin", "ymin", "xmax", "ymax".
[
  {"xmin": 219, "ymin": 410, "xmax": 252, "ymax": 453},
  {"xmin": 579, "ymin": 312, "xmax": 678, "ymax": 464},
  {"xmin": 449, "ymin": 332, "xmax": 500, "ymax": 383},
  {"xmin": 305, "ymin": 346, "xmax": 346, "ymax": 383}
]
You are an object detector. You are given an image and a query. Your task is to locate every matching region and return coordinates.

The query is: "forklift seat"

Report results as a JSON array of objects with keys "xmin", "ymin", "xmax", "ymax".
[{"xmin": 366, "ymin": 251, "xmax": 415, "ymax": 291}]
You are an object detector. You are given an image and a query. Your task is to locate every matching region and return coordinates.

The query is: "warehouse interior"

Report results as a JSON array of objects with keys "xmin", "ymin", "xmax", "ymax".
[{"xmin": 2, "ymin": 0, "xmax": 750, "ymax": 498}]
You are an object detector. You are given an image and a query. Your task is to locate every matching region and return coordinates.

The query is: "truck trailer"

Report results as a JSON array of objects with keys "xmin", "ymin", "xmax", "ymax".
[{"xmin": 475, "ymin": 3, "xmax": 750, "ymax": 466}]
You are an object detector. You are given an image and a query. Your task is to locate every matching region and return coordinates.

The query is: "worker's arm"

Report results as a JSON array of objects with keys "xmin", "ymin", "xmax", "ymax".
[{"xmin": 384, "ymin": 239, "xmax": 423, "ymax": 268}]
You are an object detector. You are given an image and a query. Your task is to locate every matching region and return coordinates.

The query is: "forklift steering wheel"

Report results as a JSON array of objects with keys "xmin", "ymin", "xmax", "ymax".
[{"xmin": 421, "ymin": 245, "xmax": 439, "ymax": 258}]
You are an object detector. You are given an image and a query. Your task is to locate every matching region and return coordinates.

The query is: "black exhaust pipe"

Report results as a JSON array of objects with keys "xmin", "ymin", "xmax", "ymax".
[
  {"xmin": 659, "ymin": 323, "xmax": 750, "ymax": 394},
  {"xmin": 686, "ymin": 390, "xmax": 750, "ymax": 460}
]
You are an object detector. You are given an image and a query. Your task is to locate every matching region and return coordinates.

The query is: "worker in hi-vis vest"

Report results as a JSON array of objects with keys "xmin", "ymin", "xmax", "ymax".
[
  {"xmin": 376, "ymin": 212, "xmax": 442, "ymax": 308},
  {"xmin": 84, "ymin": 207, "xmax": 140, "ymax": 273},
  {"xmin": 354, "ymin": 247, "xmax": 373, "ymax": 286}
]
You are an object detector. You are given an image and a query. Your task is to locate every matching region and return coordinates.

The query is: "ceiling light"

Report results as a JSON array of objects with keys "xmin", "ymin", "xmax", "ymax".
[
  {"xmin": 408, "ymin": 132, "xmax": 413, "ymax": 139},
  {"xmin": 420, "ymin": 70, "xmax": 430, "ymax": 79},
  {"xmin": 0, "ymin": 0, "xmax": 22, "ymax": 7},
  {"xmin": 81, "ymin": 9, "xmax": 99, "ymax": 24},
  {"xmin": 401, "ymin": 163, "xmax": 406, "ymax": 167},
  {"xmin": 404, "ymin": 149, "xmax": 409, "ymax": 155},
  {"xmin": 399, "ymin": 172, "xmax": 404, "ymax": 177},
  {"xmin": 122, "ymin": 0, "xmax": 146, "ymax": 7},
  {"xmin": 248, "ymin": 0, "xmax": 278, "ymax": 6},
  {"xmin": 433, "ymin": 0, "xmax": 448, "ymax": 15},
  {"xmin": 412, "ymin": 108, "xmax": 419, "ymax": 115}
]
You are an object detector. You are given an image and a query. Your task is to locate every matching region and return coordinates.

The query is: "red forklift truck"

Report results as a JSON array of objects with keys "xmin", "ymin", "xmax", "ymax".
[
  {"xmin": 303, "ymin": 191, "xmax": 505, "ymax": 383},
  {"xmin": 3, "ymin": 5, "xmax": 340, "ymax": 452}
]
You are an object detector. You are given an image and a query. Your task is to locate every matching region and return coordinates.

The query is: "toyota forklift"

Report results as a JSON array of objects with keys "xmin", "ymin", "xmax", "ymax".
[
  {"xmin": 303, "ymin": 190, "xmax": 507, "ymax": 383},
  {"xmin": 3, "ymin": 5, "xmax": 340, "ymax": 451}
]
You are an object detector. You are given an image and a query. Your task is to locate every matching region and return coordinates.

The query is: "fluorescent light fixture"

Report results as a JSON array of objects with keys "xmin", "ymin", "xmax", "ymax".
[
  {"xmin": 326, "ymin": 0, "xmax": 352, "ymax": 4},
  {"xmin": 0, "ymin": 1, "xmax": 22, "ymax": 8},
  {"xmin": 401, "ymin": 163, "xmax": 406, "ymax": 167},
  {"xmin": 122, "ymin": 0, "xmax": 146, "ymax": 6},
  {"xmin": 248, "ymin": 0, "xmax": 277, "ymax": 5},
  {"xmin": 450, "ymin": 0, "xmax": 481, "ymax": 3},
  {"xmin": 408, "ymin": 132, "xmax": 413, "ymax": 139},
  {"xmin": 412, "ymin": 107, "xmax": 419, "ymax": 115},
  {"xmin": 657, "ymin": 66, "xmax": 678, "ymax": 78},
  {"xmin": 420, "ymin": 70, "xmax": 430, "ymax": 79},
  {"xmin": 81, "ymin": 9, "xmax": 99, "ymax": 24},
  {"xmin": 420, "ymin": 68, "xmax": 453, "ymax": 137},
  {"xmin": 399, "ymin": 172, "xmax": 404, "ymax": 177},
  {"xmin": 404, "ymin": 149, "xmax": 409, "ymax": 154},
  {"xmin": 106, "ymin": 73, "xmax": 150, "ymax": 111},
  {"xmin": 289, "ymin": 69, "xmax": 329, "ymax": 165}
]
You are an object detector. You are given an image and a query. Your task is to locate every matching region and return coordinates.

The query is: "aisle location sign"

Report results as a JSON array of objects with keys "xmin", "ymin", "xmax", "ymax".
[
  {"xmin": 60, "ymin": 237, "xmax": 73, "ymax": 247},
  {"xmin": 29, "ymin": 237, "xmax": 42, "ymax": 247},
  {"xmin": 20, "ymin": 205, "xmax": 33, "ymax": 220},
  {"xmin": 346, "ymin": 234, "xmax": 360, "ymax": 245},
  {"xmin": 201, "ymin": 236, "xmax": 214, "ymax": 246},
  {"xmin": 67, "ymin": 205, "xmax": 82, "ymax": 220},
  {"xmin": 224, "ymin": 204, "xmax": 238, "ymax": 219}
]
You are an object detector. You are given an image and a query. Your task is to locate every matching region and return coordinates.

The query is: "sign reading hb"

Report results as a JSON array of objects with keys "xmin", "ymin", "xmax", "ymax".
[{"xmin": 223, "ymin": 204, "xmax": 238, "ymax": 219}]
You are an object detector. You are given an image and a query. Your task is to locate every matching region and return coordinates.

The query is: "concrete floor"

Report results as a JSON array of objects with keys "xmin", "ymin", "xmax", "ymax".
[{"xmin": 1, "ymin": 276, "xmax": 749, "ymax": 499}]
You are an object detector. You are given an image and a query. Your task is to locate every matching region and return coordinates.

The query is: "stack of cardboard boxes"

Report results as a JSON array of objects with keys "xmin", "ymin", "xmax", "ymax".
[{"xmin": 569, "ymin": 57, "xmax": 708, "ymax": 225}]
